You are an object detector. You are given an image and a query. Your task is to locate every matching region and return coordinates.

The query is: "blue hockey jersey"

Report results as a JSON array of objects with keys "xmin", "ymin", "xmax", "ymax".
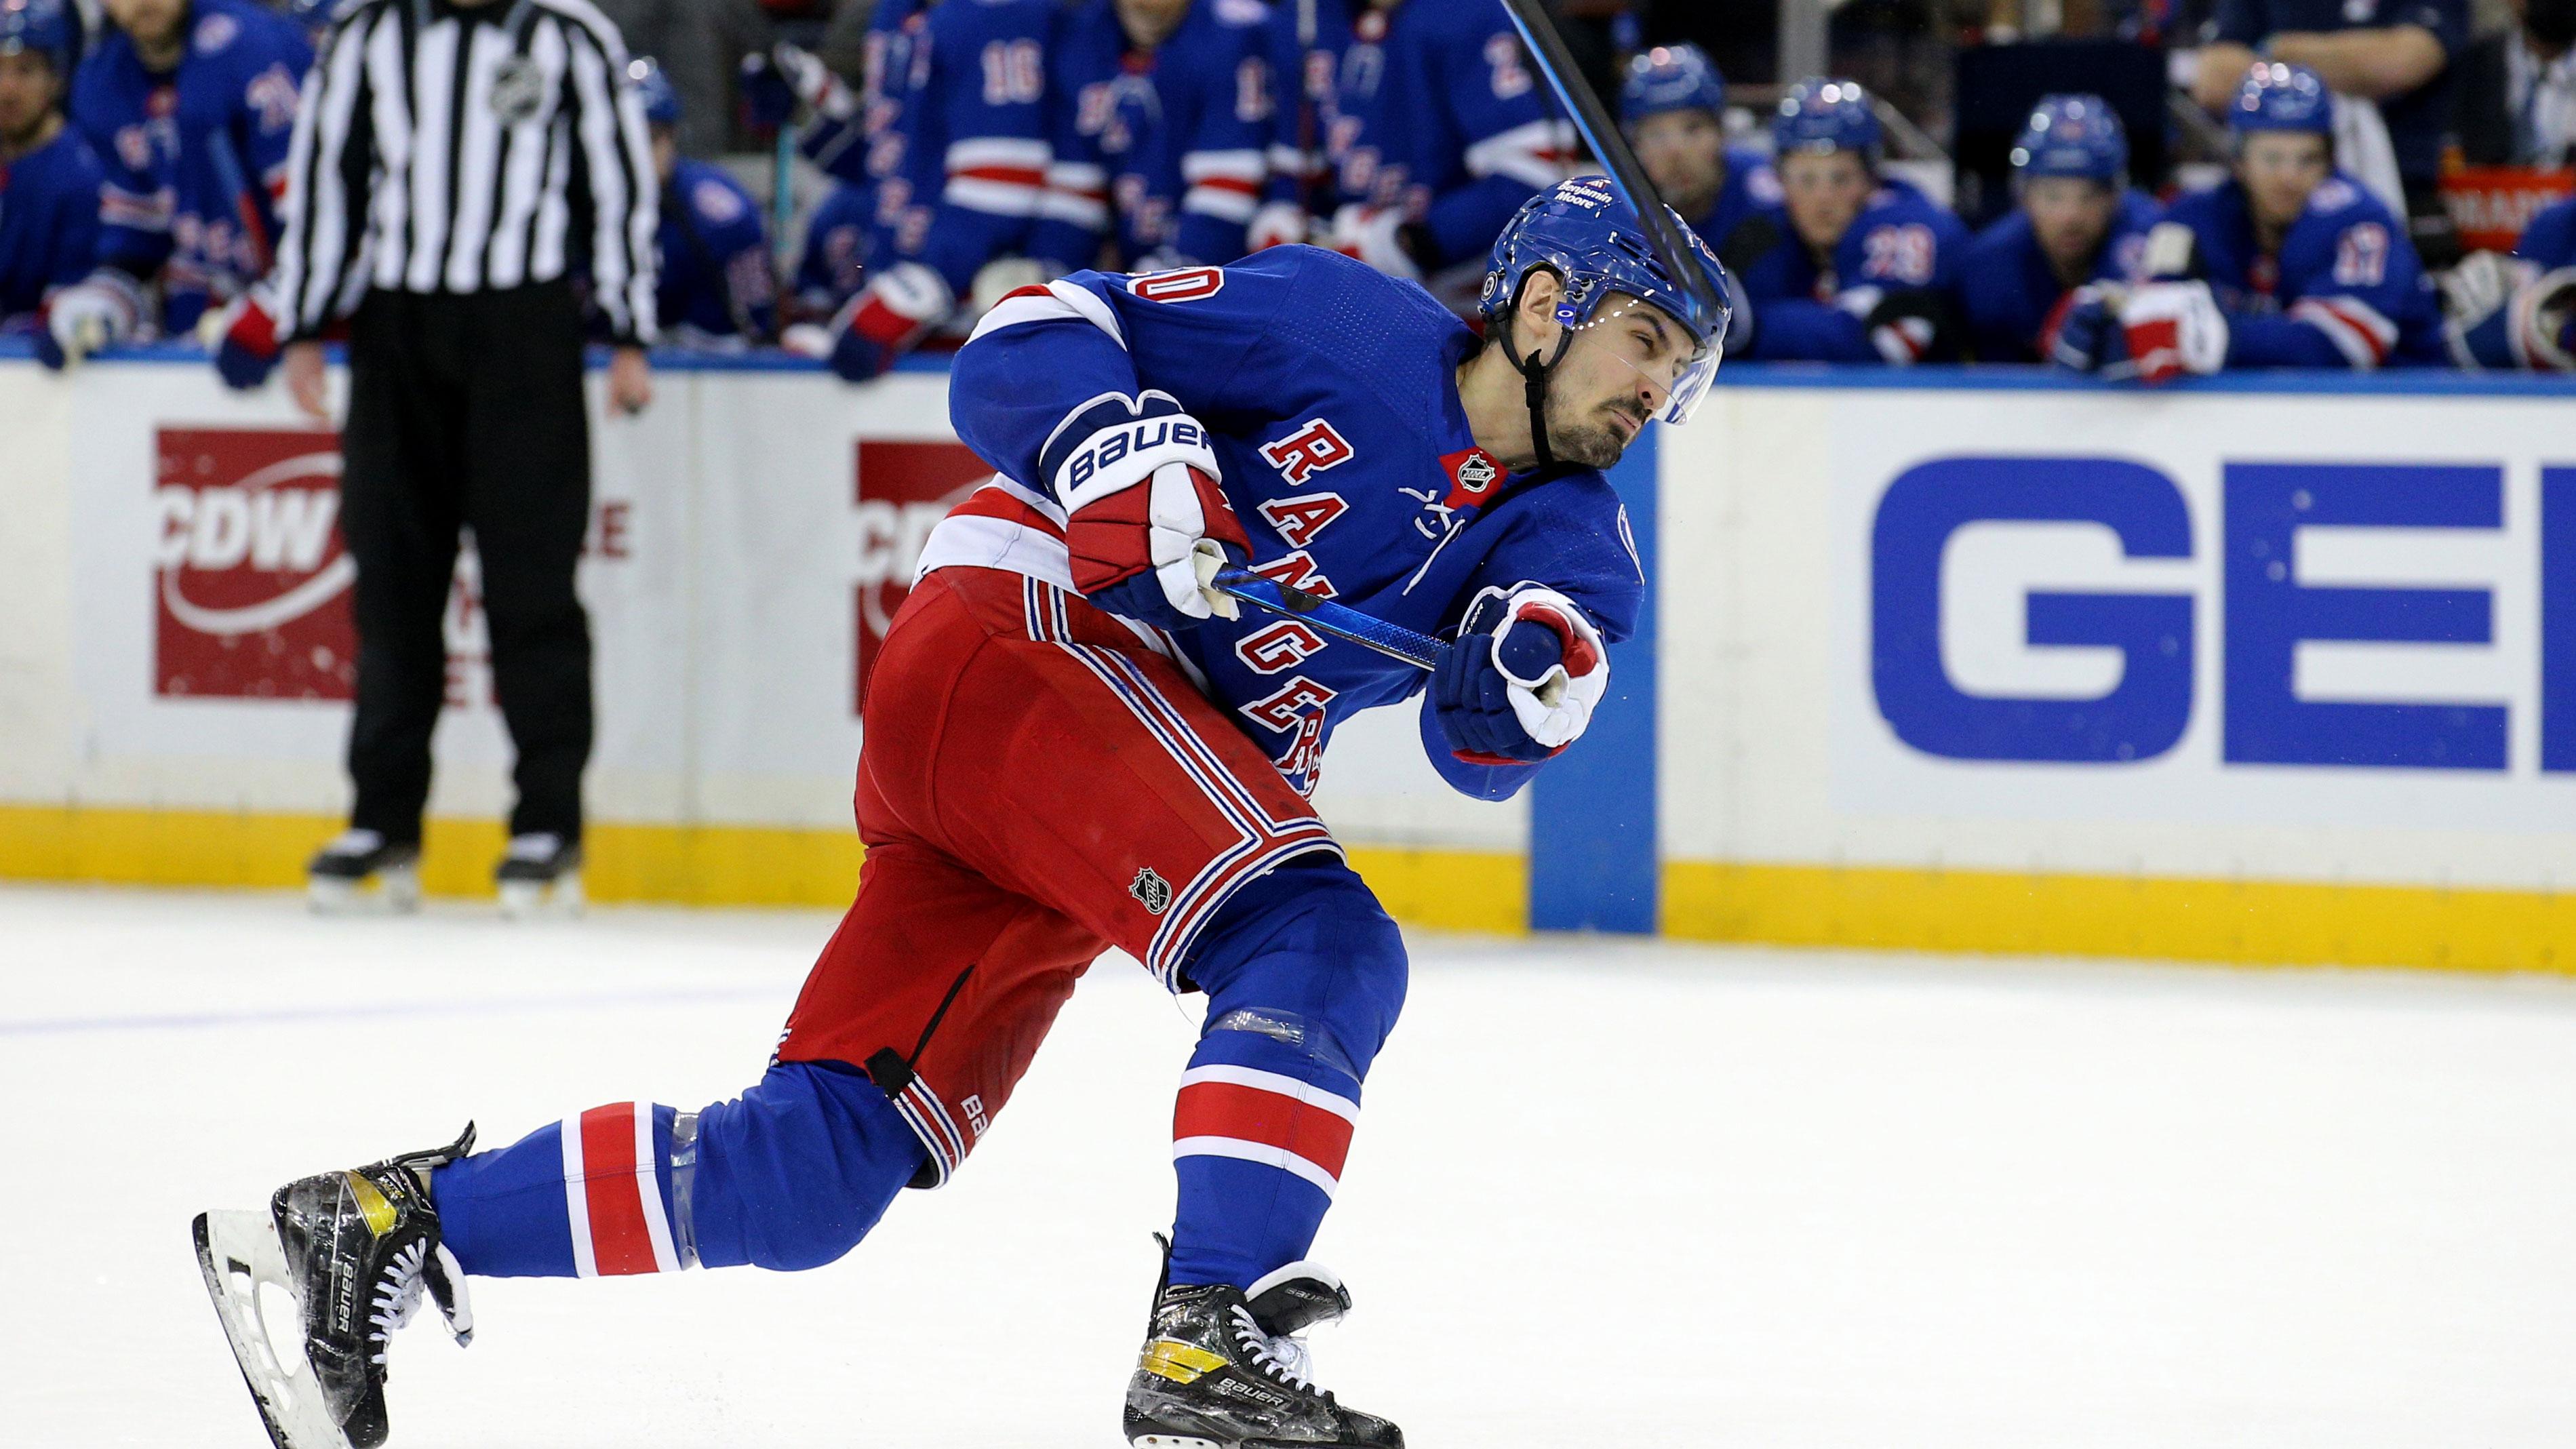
[
  {"xmin": 2518, "ymin": 195, "xmax": 2576, "ymax": 269},
  {"xmin": 789, "ymin": 0, "xmax": 926, "ymax": 292},
  {"xmin": 1686, "ymin": 145, "xmax": 1781, "ymax": 259},
  {"xmin": 937, "ymin": 248, "xmax": 1644, "ymax": 801},
  {"xmin": 0, "ymin": 124, "xmax": 106, "ymax": 325},
  {"xmin": 1732, "ymin": 175, "xmax": 1970, "ymax": 362},
  {"xmin": 1261, "ymin": 0, "xmax": 1349, "ymax": 212},
  {"xmin": 1319, "ymin": 0, "xmax": 1567, "ymax": 269},
  {"xmin": 1958, "ymin": 188, "xmax": 2160, "ymax": 362},
  {"xmin": 657, "ymin": 159, "xmax": 775, "ymax": 346},
  {"xmin": 1048, "ymin": 0, "xmax": 1274, "ymax": 268},
  {"xmin": 2149, "ymin": 173, "xmax": 2442, "ymax": 368},
  {"xmin": 68, "ymin": 0, "xmax": 309, "ymax": 334}
]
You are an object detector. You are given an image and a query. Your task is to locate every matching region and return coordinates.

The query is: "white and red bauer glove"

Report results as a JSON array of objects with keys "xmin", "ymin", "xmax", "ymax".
[
  {"xmin": 2120, "ymin": 280, "xmax": 2230, "ymax": 385},
  {"xmin": 1048, "ymin": 389, "xmax": 1249, "ymax": 629},
  {"xmin": 817, "ymin": 261, "xmax": 953, "ymax": 383},
  {"xmin": 1432, "ymin": 584, "xmax": 1610, "ymax": 766},
  {"xmin": 1324, "ymin": 204, "xmax": 1431, "ymax": 280},
  {"xmin": 36, "ymin": 268, "xmax": 144, "ymax": 371}
]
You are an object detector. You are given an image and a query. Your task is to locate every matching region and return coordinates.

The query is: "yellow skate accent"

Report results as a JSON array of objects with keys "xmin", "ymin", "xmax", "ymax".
[
  {"xmin": 1140, "ymin": 1340, "xmax": 1229, "ymax": 1385},
  {"xmin": 345, "ymin": 1171, "xmax": 397, "ymax": 1237}
]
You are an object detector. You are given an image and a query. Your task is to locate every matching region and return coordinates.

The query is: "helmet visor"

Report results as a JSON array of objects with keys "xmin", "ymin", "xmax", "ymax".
[{"xmin": 1581, "ymin": 295, "xmax": 1722, "ymax": 427}]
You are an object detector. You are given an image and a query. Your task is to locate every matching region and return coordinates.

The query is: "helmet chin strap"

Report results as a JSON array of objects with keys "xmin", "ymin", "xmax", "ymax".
[{"xmin": 1508, "ymin": 315, "xmax": 1575, "ymax": 473}]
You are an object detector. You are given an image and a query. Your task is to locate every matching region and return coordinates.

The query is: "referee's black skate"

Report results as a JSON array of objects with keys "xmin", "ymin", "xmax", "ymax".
[
  {"xmin": 305, "ymin": 830, "xmax": 420, "ymax": 915},
  {"xmin": 1125, "ymin": 1255, "xmax": 1403, "ymax": 1448},
  {"xmin": 193, "ymin": 1126, "xmax": 477, "ymax": 1449},
  {"xmin": 495, "ymin": 832, "xmax": 583, "ymax": 918}
]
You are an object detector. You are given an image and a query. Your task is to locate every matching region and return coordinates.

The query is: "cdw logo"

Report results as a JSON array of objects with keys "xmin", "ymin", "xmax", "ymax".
[{"xmin": 151, "ymin": 429, "xmax": 357, "ymax": 700}]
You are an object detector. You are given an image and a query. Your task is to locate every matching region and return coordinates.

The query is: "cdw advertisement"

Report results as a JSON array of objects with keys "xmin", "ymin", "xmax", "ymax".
[{"xmin": 1829, "ymin": 391, "xmax": 2576, "ymax": 833}]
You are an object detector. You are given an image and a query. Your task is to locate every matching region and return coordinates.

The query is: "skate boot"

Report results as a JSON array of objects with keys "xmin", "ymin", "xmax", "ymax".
[
  {"xmin": 306, "ymin": 831, "xmax": 420, "ymax": 915},
  {"xmin": 194, "ymin": 1126, "xmax": 477, "ymax": 1449},
  {"xmin": 1125, "ymin": 1254, "xmax": 1403, "ymax": 1448},
  {"xmin": 495, "ymin": 833, "xmax": 582, "ymax": 918}
]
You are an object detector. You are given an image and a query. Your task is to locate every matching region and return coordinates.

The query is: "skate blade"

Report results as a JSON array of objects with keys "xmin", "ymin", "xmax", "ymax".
[
  {"xmin": 194, "ymin": 1211, "xmax": 354, "ymax": 1449},
  {"xmin": 308, "ymin": 867, "xmax": 421, "ymax": 917},
  {"xmin": 498, "ymin": 873, "xmax": 584, "ymax": 921},
  {"xmin": 1128, "ymin": 1439, "xmax": 1223, "ymax": 1448}
]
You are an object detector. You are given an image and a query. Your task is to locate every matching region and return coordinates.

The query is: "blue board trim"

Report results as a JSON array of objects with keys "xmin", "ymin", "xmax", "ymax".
[
  {"xmin": 0, "ymin": 336, "xmax": 957, "ymax": 375},
  {"xmin": 1528, "ymin": 428, "xmax": 1659, "ymax": 934}
]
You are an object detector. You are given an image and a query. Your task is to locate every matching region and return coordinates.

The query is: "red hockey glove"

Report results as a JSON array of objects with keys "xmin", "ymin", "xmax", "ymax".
[
  {"xmin": 2120, "ymin": 281, "xmax": 2229, "ymax": 385},
  {"xmin": 1047, "ymin": 391, "xmax": 1249, "ymax": 629},
  {"xmin": 823, "ymin": 262, "xmax": 952, "ymax": 383}
]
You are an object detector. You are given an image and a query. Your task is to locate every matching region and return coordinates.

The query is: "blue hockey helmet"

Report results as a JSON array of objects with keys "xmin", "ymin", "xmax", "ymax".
[
  {"xmin": 1621, "ymin": 43, "xmax": 1724, "ymax": 127},
  {"xmin": 1773, "ymin": 77, "xmax": 1880, "ymax": 159},
  {"xmin": 631, "ymin": 56, "xmax": 681, "ymax": 128},
  {"xmin": 285, "ymin": 0, "xmax": 342, "ymax": 39},
  {"xmin": 0, "ymin": 0, "xmax": 74, "ymax": 75},
  {"xmin": 1481, "ymin": 177, "xmax": 1735, "ymax": 428},
  {"xmin": 2012, "ymin": 93, "xmax": 2128, "ymax": 183},
  {"xmin": 2229, "ymin": 61, "xmax": 2333, "ymax": 138}
]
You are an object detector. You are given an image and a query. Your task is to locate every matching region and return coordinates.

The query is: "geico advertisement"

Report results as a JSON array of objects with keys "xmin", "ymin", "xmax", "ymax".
[{"xmin": 1829, "ymin": 391, "xmax": 2576, "ymax": 833}]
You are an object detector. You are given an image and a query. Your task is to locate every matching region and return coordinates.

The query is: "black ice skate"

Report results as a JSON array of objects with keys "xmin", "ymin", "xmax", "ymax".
[
  {"xmin": 495, "ymin": 832, "xmax": 582, "ymax": 918},
  {"xmin": 193, "ymin": 1126, "xmax": 477, "ymax": 1449},
  {"xmin": 1125, "ymin": 1254, "xmax": 1404, "ymax": 1448},
  {"xmin": 305, "ymin": 830, "xmax": 420, "ymax": 915}
]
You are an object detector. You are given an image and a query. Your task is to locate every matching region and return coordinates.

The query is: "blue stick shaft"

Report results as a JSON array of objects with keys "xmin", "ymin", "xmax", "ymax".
[{"xmin": 1214, "ymin": 569, "xmax": 1450, "ymax": 672}]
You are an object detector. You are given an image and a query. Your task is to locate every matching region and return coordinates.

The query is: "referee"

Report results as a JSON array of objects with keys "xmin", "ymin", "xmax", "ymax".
[{"xmin": 269, "ymin": 0, "xmax": 659, "ymax": 914}]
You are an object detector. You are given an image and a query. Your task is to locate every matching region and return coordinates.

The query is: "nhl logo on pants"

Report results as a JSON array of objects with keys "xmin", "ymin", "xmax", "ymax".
[{"xmin": 1130, "ymin": 868, "xmax": 1173, "ymax": 915}]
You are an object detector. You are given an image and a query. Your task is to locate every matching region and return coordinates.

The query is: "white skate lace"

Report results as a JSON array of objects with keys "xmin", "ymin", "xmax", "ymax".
[
  {"xmin": 1230, "ymin": 1305, "xmax": 1317, "ymax": 1393},
  {"xmin": 366, "ymin": 1239, "xmax": 431, "ymax": 1366}
]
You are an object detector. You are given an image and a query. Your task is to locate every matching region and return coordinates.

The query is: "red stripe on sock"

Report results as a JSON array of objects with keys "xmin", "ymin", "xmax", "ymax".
[
  {"xmin": 1174, "ymin": 1082, "xmax": 1356, "ymax": 1181},
  {"xmin": 578, "ymin": 1104, "xmax": 659, "ymax": 1276}
]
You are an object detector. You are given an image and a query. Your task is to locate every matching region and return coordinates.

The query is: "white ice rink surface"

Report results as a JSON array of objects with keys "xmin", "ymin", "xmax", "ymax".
[{"xmin": 9, "ymin": 885, "xmax": 2576, "ymax": 1448}]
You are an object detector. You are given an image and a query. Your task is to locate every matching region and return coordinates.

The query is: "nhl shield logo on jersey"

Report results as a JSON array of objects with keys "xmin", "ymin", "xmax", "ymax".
[
  {"xmin": 490, "ymin": 57, "xmax": 547, "ymax": 125},
  {"xmin": 1130, "ymin": 867, "xmax": 1174, "ymax": 915},
  {"xmin": 1440, "ymin": 448, "xmax": 1505, "ymax": 512}
]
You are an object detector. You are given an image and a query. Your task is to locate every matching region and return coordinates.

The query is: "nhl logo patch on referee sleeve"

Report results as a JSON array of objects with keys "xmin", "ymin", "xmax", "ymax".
[{"xmin": 1130, "ymin": 868, "xmax": 1174, "ymax": 915}]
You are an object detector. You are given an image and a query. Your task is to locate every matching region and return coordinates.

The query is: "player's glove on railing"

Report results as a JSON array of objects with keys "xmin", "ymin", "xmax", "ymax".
[
  {"xmin": 812, "ymin": 262, "xmax": 952, "ymax": 382},
  {"xmin": 1046, "ymin": 390, "xmax": 1249, "ymax": 630},
  {"xmin": 202, "ymin": 286, "xmax": 284, "ymax": 391},
  {"xmin": 37, "ymin": 269, "xmax": 144, "ymax": 371},
  {"xmin": 2120, "ymin": 280, "xmax": 2229, "ymax": 384},
  {"xmin": 2041, "ymin": 281, "xmax": 2135, "ymax": 378},
  {"xmin": 2441, "ymin": 251, "xmax": 2576, "ymax": 372},
  {"xmin": 1433, "ymin": 584, "xmax": 1609, "ymax": 766}
]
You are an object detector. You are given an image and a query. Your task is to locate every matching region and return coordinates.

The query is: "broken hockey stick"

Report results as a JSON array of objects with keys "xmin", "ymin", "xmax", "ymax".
[
  {"xmin": 1490, "ymin": 0, "xmax": 1727, "ymax": 334},
  {"xmin": 1213, "ymin": 566, "xmax": 1450, "ymax": 673}
]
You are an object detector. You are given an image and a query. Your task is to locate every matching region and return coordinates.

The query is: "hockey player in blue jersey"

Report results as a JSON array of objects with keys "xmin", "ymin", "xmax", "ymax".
[
  {"xmin": 1303, "ymin": 0, "xmax": 1570, "ymax": 287},
  {"xmin": 1728, "ymin": 77, "xmax": 1970, "ymax": 363},
  {"xmin": 1619, "ymin": 43, "xmax": 1777, "ymax": 261},
  {"xmin": 2438, "ymin": 193, "xmax": 2576, "ymax": 371},
  {"xmin": 1250, "ymin": 0, "xmax": 1345, "ymax": 250},
  {"xmin": 42, "ymin": 0, "xmax": 309, "ymax": 369},
  {"xmin": 194, "ymin": 178, "xmax": 1731, "ymax": 1449},
  {"xmin": 634, "ymin": 60, "xmax": 774, "ymax": 350},
  {"xmin": 2058, "ymin": 62, "xmax": 2441, "ymax": 381},
  {"xmin": 1046, "ymin": 0, "xmax": 1273, "ymax": 269},
  {"xmin": 1958, "ymin": 94, "xmax": 2160, "ymax": 364},
  {"xmin": 0, "ymin": 0, "xmax": 106, "ymax": 331}
]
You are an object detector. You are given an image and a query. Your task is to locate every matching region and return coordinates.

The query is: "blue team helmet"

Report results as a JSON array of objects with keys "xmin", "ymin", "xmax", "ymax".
[
  {"xmin": 2230, "ymin": 62, "xmax": 2333, "ymax": 138},
  {"xmin": 285, "ymin": 0, "xmax": 342, "ymax": 32},
  {"xmin": 631, "ymin": 57, "xmax": 682, "ymax": 127},
  {"xmin": 1621, "ymin": 43, "xmax": 1724, "ymax": 127},
  {"xmin": 0, "ymin": 0, "xmax": 73, "ymax": 74},
  {"xmin": 2012, "ymin": 94, "xmax": 2128, "ymax": 183},
  {"xmin": 1773, "ymin": 77, "xmax": 1881, "ymax": 159},
  {"xmin": 1481, "ymin": 177, "xmax": 1736, "ymax": 425}
]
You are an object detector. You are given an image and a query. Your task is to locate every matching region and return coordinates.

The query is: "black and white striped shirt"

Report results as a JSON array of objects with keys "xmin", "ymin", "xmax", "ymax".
[{"xmin": 271, "ymin": 0, "xmax": 659, "ymax": 346}]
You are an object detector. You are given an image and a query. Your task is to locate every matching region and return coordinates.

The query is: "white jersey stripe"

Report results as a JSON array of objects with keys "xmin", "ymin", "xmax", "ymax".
[
  {"xmin": 1172, "ymin": 1137, "xmax": 1341, "ymax": 1198},
  {"xmin": 630, "ymin": 1102, "xmax": 682, "ymax": 1273},
  {"xmin": 558, "ymin": 1115, "xmax": 598, "ymax": 1278},
  {"xmin": 1178, "ymin": 1064, "xmax": 1361, "ymax": 1122}
]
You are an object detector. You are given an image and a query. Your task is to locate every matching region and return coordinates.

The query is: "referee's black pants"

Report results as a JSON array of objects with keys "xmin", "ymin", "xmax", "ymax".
[{"xmin": 338, "ymin": 280, "xmax": 594, "ymax": 847}]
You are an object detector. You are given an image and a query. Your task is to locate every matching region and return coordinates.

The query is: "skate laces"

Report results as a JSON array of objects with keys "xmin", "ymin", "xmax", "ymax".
[
  {"xmin": 1229, "ymin": 1304, "xmax": 1317, "ymax": 1393},
  {"xmin": 366, "ymin": 1239, "xmax": 431, "ymax": 1366}
]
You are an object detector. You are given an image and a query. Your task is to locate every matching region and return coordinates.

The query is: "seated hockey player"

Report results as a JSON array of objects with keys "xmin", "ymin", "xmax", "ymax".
[
  {"xmin": 1046, "ymin": 0, "xmax": 1274, "ymax": 269},
  {"xmin": 1301, "ymin": 0, "xmax": 1571, "ymax": 290},
  {"xmin": 1960, "ymin": 94, "xmax": 2160, "ymax": 365},
  {"xmin": 195, "ymin": 178, "xmax": 1734, "ymax": 1449},
  {"xmin": 635, "ymin": 60, "xmax": 775, "ymax": 352},
  {"xmin": 42, "ymin": 0, "xmax": 309, "ymax": 370},
  {"xmin": 1619, "ymin": 42, "xmax": 1779, "ymax": 262},
  {"xmin": 2439, "ymin": 193, "xmax": 2576, "ymax": 371},
  {"xmin": 0, "ymin": 0, "xmax": 105, "ymax": 333},
  {"xmin": 1726, "ymin": 77, "xmax": 1970, "ymax": 363},
  {"xmin": 2054, "ymin": 62, "xmax": 2441, "ymax": 382}
]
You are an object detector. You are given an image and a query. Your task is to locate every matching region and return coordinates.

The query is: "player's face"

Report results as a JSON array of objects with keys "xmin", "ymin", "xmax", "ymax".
[
  {"xmin": 651, "ymin": 127, "xmax": 677, "ymax": 184},
  {"xmin": 2022, "ymin": 176, "xmax": 2118, "ymax": 272},
  {"xmin": 2238, "ymin": 132, "xmax": 2332, "ymax": 232},
  {"xmin": 1547, "ymin": 292, "xmax": 1697, "ymax": 469},
  {"xmin": 105, "ymin": 0, "xmax": 190, "ymax": 49},
  {"xmin": 0, "ymin": 51, "xmax": 59, "ymax": 141},
  {"xmin": 1113, "ymin": 0, "xmax": 1193, "ymax": 45},
  {"xmin": 1779, "ymin": 150, "xmax": 1871, "ymax": 253},
  {"xmin": 1631, "ymin": 109, "xmax": 1726, "ymax": 218}
]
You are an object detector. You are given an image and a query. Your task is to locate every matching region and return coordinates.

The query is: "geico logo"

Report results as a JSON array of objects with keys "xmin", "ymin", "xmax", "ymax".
[
  {"xmin": 155, "ymin": 484, "xmax": 340, "ymax": 573},
  {"xmin": 1065, "ymin": 419, "xmax": 1205, "ymax": 492},
  {"xmin": 1869, "ymin": 456, "xmax": 2576, "ymax": 774},
  {"xmin": 854, "ymin": 500, "xmax": 952, "ymax": 587}
]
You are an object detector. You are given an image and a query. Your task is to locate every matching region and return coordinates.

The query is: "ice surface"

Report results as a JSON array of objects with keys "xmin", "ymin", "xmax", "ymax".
[{"xmin": 8, "ymin": 883, "xmax": 2576, "ymax": 1447}]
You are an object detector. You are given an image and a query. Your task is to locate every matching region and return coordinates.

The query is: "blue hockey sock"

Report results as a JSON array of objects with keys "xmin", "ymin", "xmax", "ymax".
[
  {"xmin": 433, "ymin": 1059, "xmax": 927, "ymax": 1277},
  {"xmin": 1167, "ymin": 854, "xmax": 1408, "ymax": 1290}
]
